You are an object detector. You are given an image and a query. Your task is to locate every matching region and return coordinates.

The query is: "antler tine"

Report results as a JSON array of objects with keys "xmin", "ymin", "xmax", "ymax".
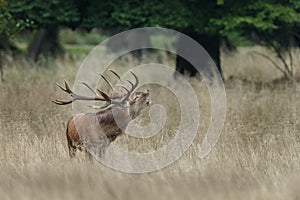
[
  {"xmin": 55, "ymin": 80, "xmax": 70, "ymax": 93},
  {"xmin": 85, "ymin": 88, "xmax": 114, "ymax": 110},
  {"xmin": 98, "ymin": 72, "xmax": 114, "ymax": 91},
  {"xmin": 80, "ymin": 81, "xmax": 98, "ymax": 96},
  {"xmin": 104, "ymin": 85, "xmax": 131, "ymax": 105},
  {"xmin": 110, "ymin": 71, "xmax": 138, "ymax": 94},
  {"xmin": 129, "ymin": 71, "xmax": 139, "ymax": 91},
  {"xmin": 116, "ymin": 85, "xmax": 130, "ymax": 95},
  {"xmin": 127, "ymin": 80, "xmax": 134, "ymax": 88},
  {"xmin": 64, "ymin": 80, "xmax": 72, "ymax": 92},
  {"xmin": 96, "ymin": 89, "xmax": 112, "ymax": 109},
  {"xmin": 51, "ymin": 99, "xmax": 72, "ymax": 105},
  {"xmin": 97, "ymin": 89, "xmax": 111, "ymax": 102},
  {"xmin": 103, "ymin": 71, "xmax": 139, "ymax": 105},
  {"xmin": 109, "ymin": 69, "xmax": 121, "ymax": 80},
  {"xmin": 87, "ymin": 70, "xmax": 126, "ymax": 109},
  {"xmin": 121, "ymin": 71, "xmax": 138, "ymax": 96},
  {"xmin": 52, "ymin": 80, "xmax": 105, "ymax": 105}
]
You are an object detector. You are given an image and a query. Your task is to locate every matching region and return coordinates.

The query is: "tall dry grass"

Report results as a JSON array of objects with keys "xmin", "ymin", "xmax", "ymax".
[{"xmin": 0, "ymin": 52, "xmax": 300, "ymax": 200}]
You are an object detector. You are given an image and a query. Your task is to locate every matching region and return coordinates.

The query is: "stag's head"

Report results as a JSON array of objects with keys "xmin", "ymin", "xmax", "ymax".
[{"xmin": 128, "ymin": 89, "xmax": 151, "ymax": 119}]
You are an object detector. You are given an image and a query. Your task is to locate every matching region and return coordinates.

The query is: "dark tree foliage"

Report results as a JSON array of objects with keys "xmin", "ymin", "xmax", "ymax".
[
  {"xmin": 4, "ymin": 0, "xmax": 300, "ymax": 78},
  {"xmin": 212, "ymin": 0, "xmax": 300, "ymax": 79},
  {"xmin": 80, "ymin": 0, "xmax": 223, "ymax": 76},
  {"xmin": 0, "ymin": 0, "xmax": 19, "ymax": 81},
  {"xmin": 8, "ymin": 0, "xmax": 80, "ymax": 61},
  {"xmin": 92, "ymin": 0, "xmax": 300, "ymax": 78}
]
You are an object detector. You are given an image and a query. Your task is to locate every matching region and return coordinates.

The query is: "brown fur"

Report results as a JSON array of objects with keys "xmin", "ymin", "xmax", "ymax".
[{"xmin": 66, "ymin": 90, "xmax": 150, "ymax": 159}]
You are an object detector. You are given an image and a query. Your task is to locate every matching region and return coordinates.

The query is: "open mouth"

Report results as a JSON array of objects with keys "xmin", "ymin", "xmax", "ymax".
[{"xmin": 146, "ymin": 100, "xmax": 151, "ymax": 106}]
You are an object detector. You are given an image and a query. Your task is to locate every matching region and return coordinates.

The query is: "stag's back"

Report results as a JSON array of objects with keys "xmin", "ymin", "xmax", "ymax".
[{"xmin": 67, "ymin": 106, "xmax": 131, "ymax": 146}]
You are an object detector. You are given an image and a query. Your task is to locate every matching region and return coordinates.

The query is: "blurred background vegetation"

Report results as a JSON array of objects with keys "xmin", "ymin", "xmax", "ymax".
[{"xmin": 1, "ymin": 0, "xmax": 300, "ymax": 82}]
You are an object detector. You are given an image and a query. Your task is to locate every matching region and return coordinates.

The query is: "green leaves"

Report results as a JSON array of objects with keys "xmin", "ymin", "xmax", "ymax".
[
  {"xmin": 211, "ymin": 0, "xmax": 300, "ymax": 50},
  {"xmin": 108, "ymin": 0, "xmax": 190, "ymax": 29},
  {"xmin": 2, "ymin": 0, "xmax": 300, "ymax": 51},
  {"xmin": 217, "ymin": 0, "xmax": 224, "ymax": 5},
  {"xmin": 0, "ymin": 0, "xmax": 17, "ymax": 37},
  {"xmin": 7, "ymin": 0, "xmax": 80, "ymax": 28}
]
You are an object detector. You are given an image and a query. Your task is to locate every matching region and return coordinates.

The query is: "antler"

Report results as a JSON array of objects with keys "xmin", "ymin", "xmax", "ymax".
[
  {"xmin": 96, "ymin": 71, "xmax": 139, "ymax": 109},
  {"xmin": 97, "ymin": 69, "xmax": 121, "ymax": 92},
  {"xmin": 52, "ymin": 80, "xmax": 105, "ymax": 105},
  {"xmin": 52, "ymin": 70, "xmax": 139, "ymax": 109}
]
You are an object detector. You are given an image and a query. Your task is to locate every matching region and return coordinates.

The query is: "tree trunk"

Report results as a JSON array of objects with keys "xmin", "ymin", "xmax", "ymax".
[
  {"xmin": 0, "ymin": 35, "xmax": 20, "ymax": 82},
  {"xmin": 0, "ymin": 35, "xmax": 19, "ymax": 52},
  {"xmin": 175, "ymin": 31, "xmax": 223, "ymax": 79},
  {"xmin": 0, "ymin": 50, "xmax": 3, "ymax": 82},
  {"xmin": 27, "ymin": 24, "xmax": 61, "ymax": 62}
]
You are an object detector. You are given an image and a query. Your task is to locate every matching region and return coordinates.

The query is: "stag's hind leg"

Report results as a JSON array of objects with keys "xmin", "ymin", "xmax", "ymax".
[
  {"xmin": 66, "ymin": 116, "xmax": 79, "ymax": 158},
  {"xmin": 67, "ymin": 135, "xmax": 77, "ymax": 158}
]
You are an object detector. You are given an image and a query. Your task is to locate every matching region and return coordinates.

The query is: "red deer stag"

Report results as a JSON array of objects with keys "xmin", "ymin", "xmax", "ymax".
[{"xmin": 52, "ymin": 70, "xmax": 151, "ymax": 159}]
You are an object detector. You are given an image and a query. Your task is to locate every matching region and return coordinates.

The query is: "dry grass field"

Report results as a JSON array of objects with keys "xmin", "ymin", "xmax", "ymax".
[{"xmin": 0, "ymin": 49, "xmax": 300, "ymax": 200}]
